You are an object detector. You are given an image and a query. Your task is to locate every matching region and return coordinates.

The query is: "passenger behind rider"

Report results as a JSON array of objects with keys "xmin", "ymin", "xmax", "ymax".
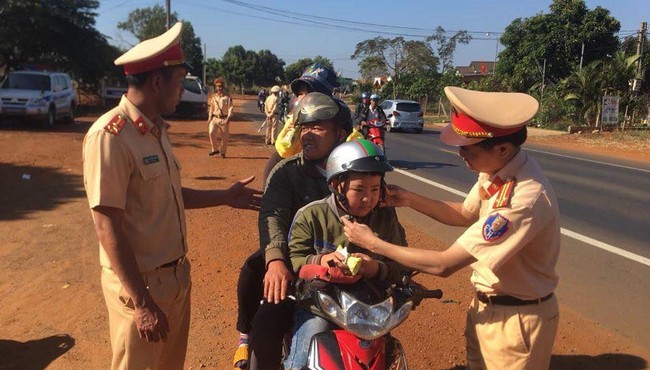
[
  {"xmin": 284, "ymin": 139, "xmax": 409, "ymax": 370},
  {"xmin": 356, "ymin": 94, "xmax": 387, "ymax": 141},
  {"xmin": 236, "ymin": 92, "xmax": 353, "ymax": 370}
]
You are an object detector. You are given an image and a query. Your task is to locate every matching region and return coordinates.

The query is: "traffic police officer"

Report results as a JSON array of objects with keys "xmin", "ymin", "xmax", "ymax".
[
  {"xmin": 342, "ymin": 86, "xmax": 561, "ymax": 370},
  {"xmin": 264, "ymin": 85, "xmax": 280, "ymax": 145},
  {"xmin": 208, "ymin": 77, "xmax": 233, "ymax": 158},
  {"xmin": 83, "ymin": 22, "xmax": 260, "ymax": 370}
]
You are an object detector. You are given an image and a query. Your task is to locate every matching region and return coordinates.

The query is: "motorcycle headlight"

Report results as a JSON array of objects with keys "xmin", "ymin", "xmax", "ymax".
[{"xmin": 316, "ymin": 290, "xmax": 413, "ymax": 340}]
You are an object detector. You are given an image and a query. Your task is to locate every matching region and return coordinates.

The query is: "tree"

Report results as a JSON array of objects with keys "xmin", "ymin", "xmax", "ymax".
[
  {"xmin": 118, "ymin": 5, "xmax": 204, "ymax": 77},
  {"xmin": 351, "ymin": 37, "xmax": 437, "ymax": 98},
  {"xmin": 0, "ymin": 0, "xmax": 119, "ymax": 84},
  {"xmin": 498, "ymin": 0, "xmax": 620, "ymax": 91},
  {"xmin": 254, "ymin": 50, "xmax": 285, "ymax": 86},
  {"xmin": 220, "ymin": 46, "xmax": 258, "ymax": 92},
  {"xmin": 426, "ymin": 27, "xmax": 472, "ymax": 72},
  {"xmin": 284, "ymin": 56, "xmax": 334, "ymax": 83}
]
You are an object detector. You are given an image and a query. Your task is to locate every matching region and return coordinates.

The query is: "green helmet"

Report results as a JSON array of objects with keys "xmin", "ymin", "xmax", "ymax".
[
  {"xmin": 326, "ymin": 139, "xmax": 393, "ymax": 183},
  {"xmin": 293, "ymin": 92, "xmax": 353, "ymax": 135}
]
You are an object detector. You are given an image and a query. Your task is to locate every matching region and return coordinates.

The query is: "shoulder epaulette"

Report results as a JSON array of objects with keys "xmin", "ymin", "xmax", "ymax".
[
  {"xmin": 103, "ymin": 114, "xmax": 126, "ymax": 135},
  {"xmin": 493, "ymin": 177, "xmax": 516, "ymax": 209}
]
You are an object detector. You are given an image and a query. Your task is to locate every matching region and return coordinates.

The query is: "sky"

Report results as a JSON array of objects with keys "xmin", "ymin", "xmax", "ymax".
[{"xmin": 95, "ymin": 0, "xmax": 648, "ymax": 79}]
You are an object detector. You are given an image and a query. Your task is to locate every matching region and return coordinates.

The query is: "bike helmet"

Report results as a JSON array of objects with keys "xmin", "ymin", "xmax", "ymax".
[
  {"xmin": 370, "ymin": 94, "xmax": 379, "ymax": 101},
  {"xmin": 361, "ymin": 92, "xmax": 370, "ymax": 99},
  {"xmin": 294, "ymin": 92, "xmax": 352, "ymax": 135},
  {"xmin": 290, "ymin": 63, "xmax": 340, "ymax": 96},
  {"xmin": 326, "ymin": 139, "xmax": 392, "ymax": 183}
]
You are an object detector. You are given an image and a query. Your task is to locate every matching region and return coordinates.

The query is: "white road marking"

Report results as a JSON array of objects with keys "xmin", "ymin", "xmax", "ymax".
[
  {"xmin": 393, "ymin": 168, "xmax": 650, "ymax": 267},
  {"xmin": 438, "ymin": 148, "xmax": 458, "ymax": 155},
  {"xmin": 525, "ymin": 148, "xmax": 650, "ymax": 173}
]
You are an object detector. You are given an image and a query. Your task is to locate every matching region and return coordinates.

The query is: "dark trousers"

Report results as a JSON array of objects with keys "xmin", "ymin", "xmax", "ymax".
[{"xmin": 236, "ymin": 250, "xmax": 295, "ymax": 370}]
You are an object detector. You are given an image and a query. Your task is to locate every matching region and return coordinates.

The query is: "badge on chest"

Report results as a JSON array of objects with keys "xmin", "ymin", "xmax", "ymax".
[{"xmin": 143, "ymin": 155, "xmax": 160, "ymax": 165}]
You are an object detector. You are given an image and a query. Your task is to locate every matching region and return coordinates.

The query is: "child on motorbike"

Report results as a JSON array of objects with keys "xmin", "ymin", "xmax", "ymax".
[{"xmin": 285, "ymin": 139, "xmax": 409, "ymax": 370}]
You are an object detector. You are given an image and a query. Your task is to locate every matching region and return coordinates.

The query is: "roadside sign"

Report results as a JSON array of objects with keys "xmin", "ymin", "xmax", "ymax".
[
  {"xmin": 373, "ymin": 77, "xmax": 382, "ymax": 89},
  {"xmin": 602, "ymin": 95, "xmax": 620, "ymax": 125}
]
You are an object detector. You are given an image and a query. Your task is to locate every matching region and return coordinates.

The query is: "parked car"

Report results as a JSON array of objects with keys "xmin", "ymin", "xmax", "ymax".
[
  {"xmin": 379, "ymin": 99, "xmax": 424, "ymax": 133},
  {"xmin": 100, "ymin": 74, "xmax": 208, "ymax": 118},
  {"xmin": 0, "ymin": 70, "xmax": 77, "ymax": 128}
]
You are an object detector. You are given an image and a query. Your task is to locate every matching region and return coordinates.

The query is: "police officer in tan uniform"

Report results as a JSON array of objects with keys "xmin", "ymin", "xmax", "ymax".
[
  {"xmin": 264, "ymin": 85, "xmax": 280, "ymax": 145},
  {"xmin": 82, "ymin": 23, "xmax": 261, "ymax": 370},
  {"xmin": 342, "ymin": 86, "xmax": 560, "ymax": 370},
  {"xmin": 208, "ymin": 78, "xmax": 233, "ymax": 158}
]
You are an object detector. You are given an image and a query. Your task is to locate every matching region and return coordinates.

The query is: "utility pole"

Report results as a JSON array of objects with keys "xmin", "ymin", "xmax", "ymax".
[
  {"xmin": 493, "ymin": 39, "xmax": 499, "ymax": 76},
  {"xmin": 579, "ymin": 42, "xmax": 585, "ymax": 70},
  {"xmin": 166, "ymin": 0, "xmax": 171, "ymax": 30},
  {"xmin": 202, "ymin": 43, "xmax": 207, "ymax": 87},
  {"xmin": 629, "ymin": 22, "xmax": 647, "ymax": 127},
  {"xmin": 538, "ymin": 58, "xmax": 546, "ymax": 125}
]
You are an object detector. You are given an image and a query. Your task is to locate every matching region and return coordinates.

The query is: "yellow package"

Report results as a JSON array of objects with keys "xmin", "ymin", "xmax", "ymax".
[
  {"xmin": 346, "ymin": 128, "xmax": 364, "ymax": 142},
  {"xmin": 275, "ymin": 115, "xmax": 302, "ymax": 158},
  {"xmin": 337, "ymin": 245, "xmax": 363, "ymax": 276}
]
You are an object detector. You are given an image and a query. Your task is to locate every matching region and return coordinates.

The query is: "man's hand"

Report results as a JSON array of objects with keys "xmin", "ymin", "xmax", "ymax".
[
  {"xmin": 134, "ymin": 300, "xmax": 169, "ymax": 343},
  {"xmin": 341, "ymin": 217, "xmax": 381, "ymax": 252},
  {"xmin": 380, "ymin": 184, "xmax": 410, "ymax": 208},
  {"xmin": 225, "ymin": 176, "xmax": 263, "ymax": 210},
  {"xmin": 264, "ymin": 260, "xmax": 294, "ymax": 304}
]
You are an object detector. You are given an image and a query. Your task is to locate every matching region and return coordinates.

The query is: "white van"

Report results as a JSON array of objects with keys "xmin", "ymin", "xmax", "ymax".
[{"xmin": 0, "ymin": 71, "xmax": 77, "ymax": 128}]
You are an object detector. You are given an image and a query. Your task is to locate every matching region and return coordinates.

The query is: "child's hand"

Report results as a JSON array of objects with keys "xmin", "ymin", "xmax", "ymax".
[{"xmin": 320, "ymin": 251, "xmax": 347, "ymax": 270}]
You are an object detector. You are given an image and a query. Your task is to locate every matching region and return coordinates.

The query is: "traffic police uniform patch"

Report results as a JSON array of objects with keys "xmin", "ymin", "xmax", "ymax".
[{"xmin": 482, "ymin": 213, "xmax": 509, "ymax": 241}]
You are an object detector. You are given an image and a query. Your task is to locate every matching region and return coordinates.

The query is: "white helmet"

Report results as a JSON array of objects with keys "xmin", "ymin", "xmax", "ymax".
[{"xmin": 326, "ymin": 139, "xmax": 392, "ymax": 183}]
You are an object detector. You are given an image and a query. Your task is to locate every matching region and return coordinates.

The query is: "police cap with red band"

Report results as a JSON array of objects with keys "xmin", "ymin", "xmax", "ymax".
[
  {"xmin": 440, "ymin": 86, "xmax": 539, "ymax": 146},
  {"xmin": 114, "ymin": 22, "xmax": 190, "ymax": 75}
]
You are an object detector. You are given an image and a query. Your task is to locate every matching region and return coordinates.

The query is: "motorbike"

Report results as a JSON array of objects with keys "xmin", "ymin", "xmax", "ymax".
[
  {"xmin": 363, "ymin": 118, "xmax": 387, "ymax": 154},
  {"xmin": 292, "ymin": 264, "xmax": 443, "ymax": 369},
  {"xmin": 258, "ymin": 97, "xmax": 266, "ymax": 113}
]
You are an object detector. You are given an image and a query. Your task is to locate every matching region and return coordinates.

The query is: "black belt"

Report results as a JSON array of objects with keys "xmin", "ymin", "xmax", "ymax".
[
  {"xmin": 476, "ymin": 291, "xmax": 553, "ymax": 306},
  {"xmin": 212, "ymin": 114, "xmax": 227, "ymax": 119},
  {"xmin": 158, "ymin": 256, "xmax": 186, "ymax": 269}
]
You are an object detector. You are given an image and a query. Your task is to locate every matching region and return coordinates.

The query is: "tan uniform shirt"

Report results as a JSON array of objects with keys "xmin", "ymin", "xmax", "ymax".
[
  {"xmin": 457, "ymin": 150, "xmax": 560, "ymax": 300},
  {"xmin": 264, "ymin": 94, "xmax": 278, "ymax": 116},
  {"xmin": 83, "ymin": 96, "xmax": 187, "ymax": 272},
  {"xmin": 209, "ymin": 93, "xmax": 233, "ymax": 119}
]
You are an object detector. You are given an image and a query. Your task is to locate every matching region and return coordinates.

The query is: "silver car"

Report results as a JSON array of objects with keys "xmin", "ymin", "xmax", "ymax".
[
  {"xmin": 380, "ymin": 99, "xmax": 424, "ymax": 133},
  {"xmin": 0, "ymin": 71, "xmax": 77, "ymax": 128}
]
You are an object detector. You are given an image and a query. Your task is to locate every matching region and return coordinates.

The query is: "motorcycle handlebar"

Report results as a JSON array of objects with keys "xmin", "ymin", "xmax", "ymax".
[{"xmin": 419, "ymin": 289, "xmax": 443, "ymax": 299}]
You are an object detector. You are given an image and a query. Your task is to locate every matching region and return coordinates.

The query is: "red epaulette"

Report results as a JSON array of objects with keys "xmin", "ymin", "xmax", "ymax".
[
  {"xmin": 133, "ymin": 116, "xmax": 148, "ymax": 135},
  {"xmin": 493, "ymin": 177, "xmax": 516, "ymax": 209},
  {"xmin": 103, "ymin": 114, "xmax": 126, "ymax": 135}
]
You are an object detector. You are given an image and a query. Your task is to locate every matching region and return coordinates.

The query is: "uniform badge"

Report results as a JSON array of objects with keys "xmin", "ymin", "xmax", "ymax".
[
  {"xmin": 133, "ymin": 116, "xmax": 148, "ymax": 135},
  {"xmin": 103, "ymin": 114, "xmax": 126, "ymax": 135},
  {"xmin": 143, "ymin": 155, "xmax": 159, "ymax": 165},
  {"xmin": 493, "ymin": 177, "xmax": 516, "ymax": 209},
  {"xmin": 482, "ymin": 213, "xmax": 510, "ymax": 241}
]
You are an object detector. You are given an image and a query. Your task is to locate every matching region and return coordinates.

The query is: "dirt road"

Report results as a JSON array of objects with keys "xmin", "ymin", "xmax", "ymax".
[{"xmin": 1, "ymin": 99, "xmax": 648, "ymax": 369}]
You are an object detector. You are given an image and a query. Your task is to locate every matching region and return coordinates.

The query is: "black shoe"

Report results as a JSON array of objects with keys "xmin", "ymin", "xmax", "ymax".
[
  {"xmin": 209, "ymin": 150, "xmax": 219, "ymax": 156},
  {"xmin": 221, "ymin": 153, "xmax": 226, "ymax": 158}
]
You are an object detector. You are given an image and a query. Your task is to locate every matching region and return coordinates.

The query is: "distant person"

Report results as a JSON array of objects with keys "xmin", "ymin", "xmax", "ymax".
[
  {"xmin": 264, "ymin": 85, "xmax": 280, "ymax": 145},
  {"xmin": 82, "ymin": 23, "xmax": 261, "ymax": 370},
  {"xmin": 353, "ymin": 91, "xmax": 371, "ymax": 125},
  {"xmin": 207, "ymin": 78, "xmax": 233, "ymax": 158},
  {"xmin": 343, "ymin": 86, "xmax": 561, "ymax": 370},
  {"xmin": 357, "ymin": 94, "xmax": 387, "ymax": 141}
]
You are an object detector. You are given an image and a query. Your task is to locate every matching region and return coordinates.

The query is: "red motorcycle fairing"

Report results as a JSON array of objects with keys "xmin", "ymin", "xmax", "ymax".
[{"xmin": 307, "ymin": 330, "xmax": 385, "ymax": 370}]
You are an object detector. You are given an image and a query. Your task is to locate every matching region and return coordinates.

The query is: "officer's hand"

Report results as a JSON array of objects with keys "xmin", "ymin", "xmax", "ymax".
[
  {"xmin": 340, "ymin": 217, "xmax": 380, "ymax": 252},
  {"xmin": 351, "ymin": 253, "xmax": 380, "ymax": 279},
  {"xmin": 380, "ymin": 184, "xmax": 409, "ymax": 208},
  {"xmin": 225, "ymin": 176, "xmax": 263, "ymax": 210},
  {"xmin": 264, "ymin": 260, "xmax": 294, "ymax": 304},
  {"xmin": 134, "ymin": 300, "xmax": 169, "ymax": 343}
]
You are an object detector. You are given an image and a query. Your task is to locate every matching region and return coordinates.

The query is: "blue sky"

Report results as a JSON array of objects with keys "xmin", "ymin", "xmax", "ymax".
[{"xmin": 95, "ymin": 0, "xmax": 648, "ymax": 79}]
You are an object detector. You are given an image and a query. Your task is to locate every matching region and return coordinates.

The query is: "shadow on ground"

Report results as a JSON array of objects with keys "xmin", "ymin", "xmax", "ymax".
[
  {"xmin": 0, "ymin": 334, "xmax": 75, "ymax": 370},
  {"xmin": 441, "ymin": 353, "xmax": 648, "ymax": 370},
  {"xmin": 0, "ymin": 163, "xmax": 85, "ymax": 221}
]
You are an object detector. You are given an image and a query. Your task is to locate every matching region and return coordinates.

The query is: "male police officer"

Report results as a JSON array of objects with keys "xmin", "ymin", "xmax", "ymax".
[
  {"xmin": 264, "ymin": 85, "xmax": 281, "ymax": 145},
  {"xmin": 207, "ymin": 78, "xmax": 233, "ymax": 158},
  {"xmin": 83, "ymin": 23, "xmax": 260, "ymax": 370},
  {"xmin": 343, "ymin": 86, "xmax": 560, "ymax": 370}
]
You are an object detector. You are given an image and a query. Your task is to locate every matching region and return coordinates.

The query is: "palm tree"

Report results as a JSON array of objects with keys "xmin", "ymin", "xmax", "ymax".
[{"xmin": 561, "ymin": 61, "xmax": 603, "ymax": 127}]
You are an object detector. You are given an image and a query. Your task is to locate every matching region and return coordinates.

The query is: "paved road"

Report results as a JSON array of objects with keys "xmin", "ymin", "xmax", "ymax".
[{"xmin": 383, "ymin": 127, "xmax": 650, "ymax": 349}]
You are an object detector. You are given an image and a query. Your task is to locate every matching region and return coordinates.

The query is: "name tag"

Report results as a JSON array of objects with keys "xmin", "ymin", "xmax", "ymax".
[{"xmin": 143, "ymin": 155, "xmax": 160, "ymax": 165}]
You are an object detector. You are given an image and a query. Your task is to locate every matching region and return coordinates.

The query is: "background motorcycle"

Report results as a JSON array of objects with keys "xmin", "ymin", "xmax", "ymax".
[
  {"xmin": 293, "ymin": 265, "xmax": 443, "ymax": 369},
  {"xmin": 364, "ymin": 118, "xmax": 387, "ymax": 154}
]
